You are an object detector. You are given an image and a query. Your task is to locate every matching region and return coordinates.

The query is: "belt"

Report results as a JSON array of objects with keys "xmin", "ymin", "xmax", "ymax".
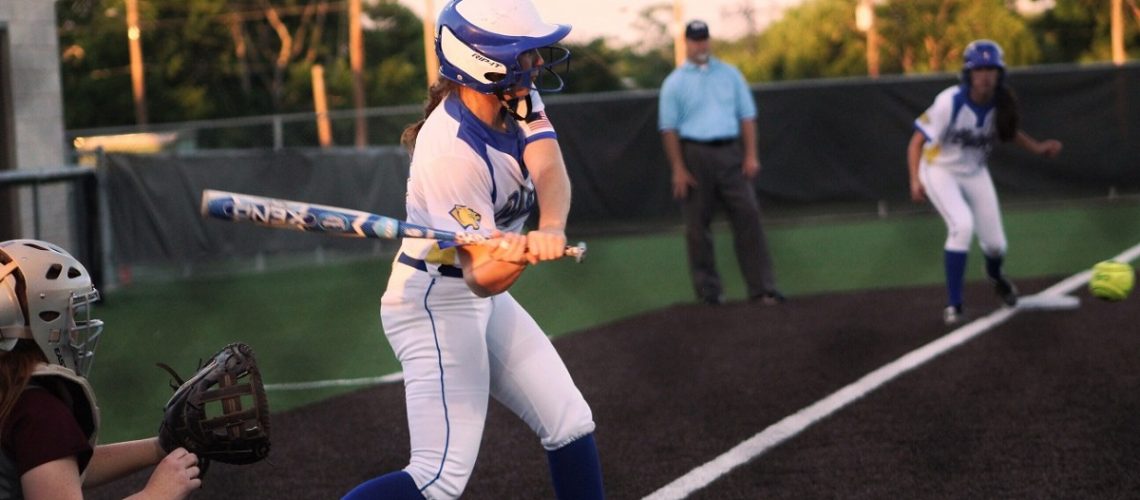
[
  {"xmin": 681, "ymin": 137, "xmax": 737, "ymax": 147},
  {"xmin": 398, "ymin": 252, "xmax": 463, "ymax": 278}
]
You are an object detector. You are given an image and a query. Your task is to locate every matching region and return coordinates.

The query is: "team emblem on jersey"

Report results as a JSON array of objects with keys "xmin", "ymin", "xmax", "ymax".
[
  {"xmin": 918, "ymin": 112, "xmax": 931, "ymax": 124},
  {"xmin": 449, "ymin": 205, "xmax": 482, "ymax": 230}
]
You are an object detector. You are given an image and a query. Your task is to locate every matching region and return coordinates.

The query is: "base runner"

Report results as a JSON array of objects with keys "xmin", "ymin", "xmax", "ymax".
[{"xmin": 907, "ymin": 39, "xmax": 1063, "ymax": 325}]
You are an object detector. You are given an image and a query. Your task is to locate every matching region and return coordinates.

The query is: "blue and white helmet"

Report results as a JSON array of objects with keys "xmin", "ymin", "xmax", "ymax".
[
  {"xmin": 435, "ymin": 0, "xmax": 572, "ymax": 95},
  {"xmin": 961, "ymin": 39, "xmax": 1005, "ymax": 82},
  {"xmin": 0, "ymin": 240, "xmax": 103, "ymax": 377}
]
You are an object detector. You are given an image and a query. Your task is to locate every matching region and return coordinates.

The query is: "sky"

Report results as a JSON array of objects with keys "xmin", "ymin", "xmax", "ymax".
[{"xmin": 394, "ymin": 0, "xmax": 806, "ymax": 46}]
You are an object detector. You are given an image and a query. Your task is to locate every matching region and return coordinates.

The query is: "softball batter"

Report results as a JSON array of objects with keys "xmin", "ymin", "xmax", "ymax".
[
  {"xmin": 907, "ymin": 39, "xmax": 1062, "ymax": 325},
  {"xmin": 342, "ymin": 1, "xmax": 604, "ymax": 499}
]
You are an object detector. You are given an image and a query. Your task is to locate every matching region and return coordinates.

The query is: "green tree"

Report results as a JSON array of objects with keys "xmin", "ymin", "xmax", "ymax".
[
  {"xmin": 559, "ymin": 39, "xmax": 625, "ymax": 93},
  {"xmin": 279, "ymin": 1, "xmax": 426, "ymax": 110},
  {"xmin": 359, "ymin": 0, "xmax": 427, "ymax": 106},
  {"xmin": 546, "ymin": 5, "xmax": 674, "ymax": 93},
  {"xmin": 877, "ymin": 0, "xmax": 1039, "ymax": 75},
  {"xmin": 722, "ymin": 0, "xmax": 866, "ymax": 81},
  {"xmin": 1029, "ymin": 0, "xmax": 1140, "ymax": 63},
  {"xmin": 720, "ymin": 0, "xmax": 1041, "ymax": 82},
  {"xmin": 57, "ymin": 0, "xmax": 426, "ymax": 129},
  {"xmin": 58, "ymin": 0, "xmax": 145, "ymax": 128},
  {"xmin": 611, "ymin": 44, "xmax": 674, "ymax": 90},
  {"xmin": 620, "ymin": 4, "xmax": 676, "ymax": 89}
]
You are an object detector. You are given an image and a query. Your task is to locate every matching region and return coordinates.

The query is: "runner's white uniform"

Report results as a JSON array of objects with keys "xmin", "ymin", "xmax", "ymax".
[
  {"xmin": 914, "ymin": 85, "xmax": 1007, "ymax": 255},
  {"xmin": 380, "ymin": 93, "xmax": 594, "ymax": 499}
]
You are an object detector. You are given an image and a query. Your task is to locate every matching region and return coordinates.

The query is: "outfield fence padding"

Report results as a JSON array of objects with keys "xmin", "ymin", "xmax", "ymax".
[{"xmin": 100, "ymin": 63, "xmax": 1140, "ymax": 271}]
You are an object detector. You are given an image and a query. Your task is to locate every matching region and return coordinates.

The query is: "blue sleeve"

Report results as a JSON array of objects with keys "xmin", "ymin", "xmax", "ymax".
[
  {"xmin": 733, "ymin": 67, "xmax": 757, "ymax": 120},
  {"xmin": 913, "ymin": 123, "xmax": 932, "ymax": 142},
  {"xmin": 525, "ymin": 131, "xmax": 557, "ymax": 144},
  {"xmin": 658, "ymin": 73, "xmax": 679, "ymax": 131}
]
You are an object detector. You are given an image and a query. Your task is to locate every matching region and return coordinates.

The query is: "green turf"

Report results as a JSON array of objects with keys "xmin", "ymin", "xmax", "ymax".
[{"xmin": 89, "ymin": 200, "xmax": 1140, "ymax": 443}]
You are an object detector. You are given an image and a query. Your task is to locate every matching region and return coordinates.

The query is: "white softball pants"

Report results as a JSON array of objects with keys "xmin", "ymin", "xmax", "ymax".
[
  {"xmin": 919, "ymin": 165, "xmax": 1007, "ymax": 256},
  {"xmin": 380, "ymin": 263, "xmax": 596, "ymax": 500}
]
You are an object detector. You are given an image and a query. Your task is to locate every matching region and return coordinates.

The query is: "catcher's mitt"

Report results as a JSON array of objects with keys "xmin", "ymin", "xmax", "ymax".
[{"xmin": 157, "ymin": 342, "xmax": 270, "ymax": 465}]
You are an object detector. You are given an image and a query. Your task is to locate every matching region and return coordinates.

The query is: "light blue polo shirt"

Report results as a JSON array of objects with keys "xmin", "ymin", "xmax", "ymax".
[{"xmin": 658, "ymin": 56, "xmax": 757, "ymax": 141}]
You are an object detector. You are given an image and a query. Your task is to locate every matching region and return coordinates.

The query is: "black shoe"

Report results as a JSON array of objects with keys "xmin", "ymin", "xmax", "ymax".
[
  {"xmin": 991, "ymin": 275, "xmax": 1019, "ymax": 306},
  {"xmin": 751, "ymin": 291, "xmax": 786, "ymax": 306}
]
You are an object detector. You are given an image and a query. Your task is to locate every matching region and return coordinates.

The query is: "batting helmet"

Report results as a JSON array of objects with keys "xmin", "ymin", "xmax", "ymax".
[
  {"xmin": 435, "ymin": 0, "xmax": 572, "ymax": 95},
  {"xmin": 961, "ymin": 39, "xmax": 1005, "ymax": 83},
  {"xmin": 0, "ymin": 239, "xmax": 103, "ymax": 377}
]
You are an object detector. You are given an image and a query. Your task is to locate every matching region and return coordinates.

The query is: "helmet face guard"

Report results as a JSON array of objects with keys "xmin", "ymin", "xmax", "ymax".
[
  {"xmin": 436, "ymin": 0, "xmax": 572, "ymax": 95},
  {"xmin": 63, "ymin": 287, "xmax": 104, "ymax": 377},
  {"xmin": 0, "ymin": 240, "xmax": 103, "ymax": 378}
]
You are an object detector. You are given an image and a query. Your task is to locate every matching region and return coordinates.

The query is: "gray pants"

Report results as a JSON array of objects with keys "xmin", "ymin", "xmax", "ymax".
[{"xmin": 681, "ymin": 140, "xmax": 777, "ymax": 301}]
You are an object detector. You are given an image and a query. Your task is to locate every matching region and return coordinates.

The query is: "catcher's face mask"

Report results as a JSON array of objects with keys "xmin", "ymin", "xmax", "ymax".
[{"xmin": 0, "ymin": 240, "xmax": 104, "ymax": 377}]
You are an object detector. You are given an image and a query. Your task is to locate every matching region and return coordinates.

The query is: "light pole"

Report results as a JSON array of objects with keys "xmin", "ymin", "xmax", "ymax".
[
  {"xmin": 856, "ymin": 0, "xmax": 880, "ymax": 78},
  {"xmin": 126, "ymin": 0, "xmax": 148, "ymax": 127},
  {"xmin": 1112, "ymin": 0, "xmax": 1125, "ymax": 65},
  {"xmin": 349, "ymin": 0, "xmax": 366, "ymax": 148},
  {"xmin": 423, "ymin": 0, "xmax": 439, "ymax": 87},
  {"xmin": 673, "ymin": 0, "xmax": 685, "ymax": 68}
]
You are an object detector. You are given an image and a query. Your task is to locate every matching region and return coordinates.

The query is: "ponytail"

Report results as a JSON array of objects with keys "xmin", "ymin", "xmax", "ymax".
[
  {"xmin": 0, "ymin": 341, "xmax": 46, "ymax": 432},
  {"xmin": 401, "ymin": 79, "xmax": 461, "ymax": 155},
  {"xmin": 994, "ymin": 85, "xmax": 1020, "ymax": 142}
]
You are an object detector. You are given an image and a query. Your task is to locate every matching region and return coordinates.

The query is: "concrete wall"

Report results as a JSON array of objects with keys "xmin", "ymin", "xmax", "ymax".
[{"xmin": 0, "ymin": 0, "xmax": 73, "ymax": 250}]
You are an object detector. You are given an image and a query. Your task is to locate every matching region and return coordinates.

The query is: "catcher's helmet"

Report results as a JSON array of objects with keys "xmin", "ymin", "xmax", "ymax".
[
  {"xmin": 435, "ymin": 0, "xmax": 572, "ymax": 94},
  {"xmin": 0, "ymin": 239, "xmax": 103, "ymax": 377},
  {"xmin": 961, "ymin": 39, "xmax": 1005, "ymax": 83}
]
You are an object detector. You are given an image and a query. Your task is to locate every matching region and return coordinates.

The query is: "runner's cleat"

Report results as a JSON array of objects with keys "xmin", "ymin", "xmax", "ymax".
[
  {"xmin": 943, "ymin": 305, "xmax": 964, "ymax": 326},
  {"xmin": 991, "ymin": 276, "xmax": 1019, "ymax": 306}
]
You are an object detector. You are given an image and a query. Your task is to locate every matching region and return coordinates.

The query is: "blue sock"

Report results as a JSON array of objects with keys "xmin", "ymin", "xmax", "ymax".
[
  {"xmin": 342, "ymin": 471, "xmax": 424, "ymax": 500},
  {"xmin": 945, "ymin": 250, "xmax": 967, "ymax": 307},
  {"xmin": 984, "ymin": 254, "xmax": 1004, "ymax": 280},
  {"xmin": 547, "ymin": 433, "xmax": 605, "ymax": 500}
]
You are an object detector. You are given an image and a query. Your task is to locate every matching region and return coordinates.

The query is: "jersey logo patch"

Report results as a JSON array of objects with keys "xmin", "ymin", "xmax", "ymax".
[
  {"xmin": 923, "ymin": 144, "xmax": 941, "ymax": 163},
  {"xmin": 449, "ymin": 205, "xmax": 482, "ymax": 230},
  {"xmin": 918, "ymin": 112, "xmax": 931, "ymax": 125}
]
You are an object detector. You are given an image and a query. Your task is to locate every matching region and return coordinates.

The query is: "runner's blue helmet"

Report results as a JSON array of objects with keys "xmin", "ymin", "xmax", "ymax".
[
  {"xmin": 435, "ymin": 0, "xmax": 572, "ymax": 94},
  {"xmin": 961, "ymin": 39, "xmax": 1005, "ymax": 83}
]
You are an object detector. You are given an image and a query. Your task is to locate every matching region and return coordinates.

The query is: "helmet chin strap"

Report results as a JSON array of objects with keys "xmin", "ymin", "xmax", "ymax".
[{"xmin": 496, "ymin": 90, "xmax": 533, "ymax": 121}]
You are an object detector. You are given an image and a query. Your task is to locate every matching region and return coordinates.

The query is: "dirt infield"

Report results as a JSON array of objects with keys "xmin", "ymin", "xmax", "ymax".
[{"xmin": 89, "ymin": 276, "xmax": 1140, "ymax": 499}]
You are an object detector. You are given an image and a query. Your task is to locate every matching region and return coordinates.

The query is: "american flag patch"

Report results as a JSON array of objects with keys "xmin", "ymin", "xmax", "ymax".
[{"xmin": 526, "ymin": 110, "xmax": 553, "ymax": 134}]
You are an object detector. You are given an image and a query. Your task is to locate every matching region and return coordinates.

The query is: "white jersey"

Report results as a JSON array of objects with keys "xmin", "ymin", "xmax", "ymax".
[
  {"xmin": 400, "ymin": 94, "xmax": 537, "ymax": 270},
  {"xmin": 914, "ymin": 85, "xmax": 997, "ymax": 174}
]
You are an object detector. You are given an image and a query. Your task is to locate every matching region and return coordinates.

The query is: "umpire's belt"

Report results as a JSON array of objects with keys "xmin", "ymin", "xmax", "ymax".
[
  {"xmin": 681, "ymin": 137, "xmax": 737, "ymax": 147},
  {"xmin": 398, "ymin": 252, "xmax": 463, "ymax": 278}
]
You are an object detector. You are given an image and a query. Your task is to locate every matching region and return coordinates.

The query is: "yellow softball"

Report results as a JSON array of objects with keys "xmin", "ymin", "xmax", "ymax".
[{"xmin": 1089, "ymin": 260, "xmax": 1135, "ymax": 302}]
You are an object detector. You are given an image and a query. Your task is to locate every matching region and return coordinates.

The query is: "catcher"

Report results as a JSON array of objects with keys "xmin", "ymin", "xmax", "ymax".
[
  {"xmin": 0, "ymin": 239, "xmax": 199, "ymax": 499},
  {"xmin": 0, "ymin": 239, "xmax": 270, "ymax": 499}
]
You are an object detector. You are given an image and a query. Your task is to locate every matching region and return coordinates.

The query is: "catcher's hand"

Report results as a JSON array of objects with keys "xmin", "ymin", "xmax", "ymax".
[{"xmin": 157, "ymin": 342, "xmax": 270, "ymax": 466}]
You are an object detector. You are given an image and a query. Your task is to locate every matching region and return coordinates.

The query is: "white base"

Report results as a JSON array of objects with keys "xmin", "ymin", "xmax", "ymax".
[{"xmin": 1016, "ymin": 294, "xmax": 1081, "ymax": 310}]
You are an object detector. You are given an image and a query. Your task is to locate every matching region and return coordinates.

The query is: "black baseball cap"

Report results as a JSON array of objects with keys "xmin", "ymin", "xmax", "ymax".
[{"xmin": 685, "ymin": 20, "xmax": 710, "ymax": 41}]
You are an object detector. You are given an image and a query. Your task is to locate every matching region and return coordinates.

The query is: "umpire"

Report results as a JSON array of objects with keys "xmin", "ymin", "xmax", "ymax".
[{"xmin": 658, "ymin": 20, "xmax": 783, "ymax": 306}]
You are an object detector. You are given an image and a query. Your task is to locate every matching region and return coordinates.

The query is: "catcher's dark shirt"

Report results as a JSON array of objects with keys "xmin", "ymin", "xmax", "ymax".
[{"xmin": 1, "ymin": 388, "xmax": 92, "ymax": 475}]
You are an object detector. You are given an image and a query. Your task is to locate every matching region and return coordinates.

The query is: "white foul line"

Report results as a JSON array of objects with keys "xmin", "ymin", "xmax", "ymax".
[
  {"xmin": 264, "ymin": 371, "xmax": 404, "ymax": 391},
  {"xmin": 643, "ymin": 245, "xmax": 1140, "ymax": 500}
]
